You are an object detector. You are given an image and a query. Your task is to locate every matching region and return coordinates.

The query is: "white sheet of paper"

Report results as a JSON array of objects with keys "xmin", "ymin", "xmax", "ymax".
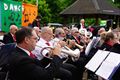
[
  {"xmin": 85, "ymin": 50, "xmax": 109, "ymax": 72},
  {"xmin": 85, "ymin": 37, "xmax": 96, "ymax": 56},
  {"xmin": 0, "ymin": 36, "xmax": 3, "ymax": 40},
  {"xmin": 95, "ymin": 52, "xmax": 120, "ymax": 79}
]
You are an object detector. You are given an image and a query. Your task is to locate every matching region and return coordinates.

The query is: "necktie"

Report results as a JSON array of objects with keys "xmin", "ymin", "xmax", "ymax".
[
  {"xmin": 29, "ymin": 51, "xmax": 36, "ymax": 58},
  {"xmin": 82, "ymin": 24, "xmax": 84, "ymax": 28},
  {"xmin": 13, "ymin": 35, "xmax": 16, "ymax": 42},
  {"xmin": 46, "ymin": 42, "xmax": 50, "ymax": 46},
  {"xmin": 75, "ymin": 37, "xmax": 80, "ymax": 44}
]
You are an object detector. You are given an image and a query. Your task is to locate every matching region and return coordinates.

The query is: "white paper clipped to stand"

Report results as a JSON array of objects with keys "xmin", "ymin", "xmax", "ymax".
[
  {"xmin": 95, "ymin": 52, "xmax": 120, "ymax": 80},
  {"xmin": 85, "ymin": 37, "xmax": 96, "ymax": 56},
  {"xmin": 85, "ymin": 50, "xmax": 109, "ymax": 72}
]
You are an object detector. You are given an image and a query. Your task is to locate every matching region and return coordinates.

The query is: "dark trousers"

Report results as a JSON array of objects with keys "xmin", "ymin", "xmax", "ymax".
[
  {"xmin": 55, "ymin": 67, "xmax": 72, "ymax": 80},
  {"xmin": 66, "ymin": 56, "xmax": 87, "ymax": 80},
  {"xmin": 61, "ymin": 63, "xmax": 78, "ymax": 80}
]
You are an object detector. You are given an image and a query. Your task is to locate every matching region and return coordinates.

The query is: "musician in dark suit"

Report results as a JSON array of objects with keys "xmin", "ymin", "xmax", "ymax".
[
  {"xmin": 3, "ymin": 25, "xmax": 18, "ymax": 44},
  {"xmin": 8, "ymin": 27, "xmax": 64, "ymax": 80},
  {"xmin": 67, "ymin": 27, "xmax": 87, "ymax": 80},
  {"xmin": 99, "ymin": 31, "xmax": 118, "ymax": 51}
]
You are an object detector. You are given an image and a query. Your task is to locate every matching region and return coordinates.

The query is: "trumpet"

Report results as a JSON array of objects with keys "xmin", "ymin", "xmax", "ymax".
[
  {"xmin": 66, "ymin": 39, "xmax": 84, "ymax": 50},
  {"xmin": 79, "ymin": 28, "xmax": 92, "ymax": 38},
  {"xmin": 75, "ymin": 43, "xmax": 84, "ymax": 49},
  {"xmin": 36, "ymin": 44, "xmax": 80, "ymax": 61},
  {"xmin": 79, "ymin": 28, "xmax": 87, "ymax": 35},
  {"xmin": 62, "ymin": 46, "xmax": 80, "ymax": 61},
  {"xmin": 36, "ymin": 44, "xmax": 53, "ymax": 49}
]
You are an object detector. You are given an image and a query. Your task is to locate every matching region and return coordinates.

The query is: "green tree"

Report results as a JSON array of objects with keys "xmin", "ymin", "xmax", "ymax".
[
  {"xmin": 13, "ymin": 0, "xmax": 36, "ymax": 4},
  {"xmin": 46, "ymin": 0, "xmax": 76, "ymax": 23},
  {"xmin": 38, "ymin": 0, "xmax": 51, "ymax": 25},
  {"xmin": 108, "ymin": 0, "xmax": 120, "ymax": 8},
  {"xmin": 114, "ymin": 0, "xmax": 120, "ymax": 8}
]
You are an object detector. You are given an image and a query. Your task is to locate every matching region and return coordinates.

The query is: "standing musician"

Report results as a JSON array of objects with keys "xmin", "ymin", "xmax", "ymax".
[{"xmin": 3, "ymin": 24, "xmax": 18, "ymax": 44}]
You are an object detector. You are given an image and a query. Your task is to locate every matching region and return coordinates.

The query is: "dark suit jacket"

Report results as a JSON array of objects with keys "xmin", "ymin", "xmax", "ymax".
[
  {"xmin": 69, "ymin": 36, "xmax": 85, "ymax": 47},
  {"xmin": 77, "ymin": 24, "xmax": 87, "ymax": 30},
  {"xmin": 3, "ymin": 33, "xmax": 15, "ymax": 44},
  {"xmin": 68, "ymin": 36, "xmax": 79, "ymax": 44},
  {"xmin": 110, "ymin": 43, "xmax": 120, "ymax": 80},
  {"xmin": 9, "ymin": 47, "xmax": 62, "ymax": 80},
  {"xmin": 111, "ymin": 43, "xmax": 120, "ymax": 53},
  {"xmin": 99, "ymin": 42, "xmax": 112, "ymax": 51}
]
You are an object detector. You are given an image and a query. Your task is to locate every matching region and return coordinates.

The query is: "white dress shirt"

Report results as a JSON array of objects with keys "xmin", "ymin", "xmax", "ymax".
[
  {"xmin": 50, "ymin": 37, "xmax": 68, "ymax": 59},
  {"xmin": 32, "ymin": 38, "xmax": 53, "ymax": 60}
]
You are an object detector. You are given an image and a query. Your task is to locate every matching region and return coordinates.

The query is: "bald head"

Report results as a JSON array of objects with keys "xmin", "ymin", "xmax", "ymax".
[
  {"xmin": 33, "ymin": 27, "xmax": 41, "ymax": 33},
  {"xmin": 10, "ymin": 25, "xmax": 17, "ymax": 30},
  {"xmin": 10, "ymin": 25, "xmax": 18, "ymax": 35}
]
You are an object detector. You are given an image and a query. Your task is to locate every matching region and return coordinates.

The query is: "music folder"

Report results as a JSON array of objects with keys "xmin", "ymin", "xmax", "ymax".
[
  {"xmin": 85, "ymin": 37, "xmax": 98, "ymax": 56},
  {"xmin": 85, "ymin": 50, "xmax": 120, "ymax": 80}
]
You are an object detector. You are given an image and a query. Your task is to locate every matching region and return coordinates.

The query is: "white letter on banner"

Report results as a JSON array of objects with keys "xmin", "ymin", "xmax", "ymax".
[
  {"xmin": 14, "ymin": 5, "xmax": 18, "ymax": 11},
  {"xmin": 18, "ymin": 5, "xmax": 21, "ymax": 11},
  {"xmin": 4, "ymin": 3, "xmax": 8, "ymax": 10},
  {"xmin": 10, "ymin": 4, "xmax": 14, "ymax": 11}
]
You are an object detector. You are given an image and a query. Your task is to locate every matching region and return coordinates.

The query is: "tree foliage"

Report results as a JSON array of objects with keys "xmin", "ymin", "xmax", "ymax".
[
  {"xmin": 45, "ymin": 0, "xmax": 75, "ymax": 23},
  {"xmin": 38, "ymin": 0, "xmax": 51, "ymax": 24},
  {"xmin": 114, "ymin": 0, "xmax": 120, "ymax": 8},
  {"xmin": 108, "ymin": 0, "xmax": 120, "ymax": 8}
]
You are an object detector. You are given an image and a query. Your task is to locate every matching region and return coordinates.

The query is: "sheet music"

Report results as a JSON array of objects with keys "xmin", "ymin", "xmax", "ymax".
[
  {"xmin": 95, "ymin": 52, "xmax": 120, "ymax": 79},
  {"xmin": 85, "ymin": 50, "xmax": 109, "ymax": 72},
  {"xmin": 85, "ymin": 37, "xmax": 95, "ymax": 55}
]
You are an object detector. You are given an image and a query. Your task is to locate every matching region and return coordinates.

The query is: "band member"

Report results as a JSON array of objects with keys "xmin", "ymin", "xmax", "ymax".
[{"xmin": 3, "ymin": 24, "xmax": 18, "ymax": 44}]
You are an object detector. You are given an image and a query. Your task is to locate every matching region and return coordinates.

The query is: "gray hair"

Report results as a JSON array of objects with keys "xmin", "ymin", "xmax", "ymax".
[
  {"xmin": 54, "ymin": 28, "xmax": 64, "ymax": 35},
  {"xmin": 41, "ymin": 27, "xmax": 50, "ymax": 33},
  {"xmin": 71, "ymin": 27, "xmax": 78, "ymax": 33}
]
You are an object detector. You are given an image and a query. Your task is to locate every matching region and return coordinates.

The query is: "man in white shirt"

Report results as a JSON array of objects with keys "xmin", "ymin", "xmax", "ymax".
[
  {"xmin": 32, "ymin": 27, "xmax": 78, "ymax": 80},
  {"xmin": 32, "ymin": 27, "xmax": 54, "ymax": 60}
]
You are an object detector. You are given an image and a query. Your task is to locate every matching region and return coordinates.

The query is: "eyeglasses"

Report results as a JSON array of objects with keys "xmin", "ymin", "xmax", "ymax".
[
  {"xmin": 64, "ymin": 29, "xmax": 69, "ymax": 31},
  {"xmin": 30, "ymin": 37, "xmax": 39, "ymax": 41},
  {"xmin": 61, "ymin": 32, "xmax": 65, "ymax": 34}
]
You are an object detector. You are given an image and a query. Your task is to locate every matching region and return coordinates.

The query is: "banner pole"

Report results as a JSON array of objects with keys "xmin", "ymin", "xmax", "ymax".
[{"xmin": 36, "ymin": 0, "xmax": 38, "ymax": 6}]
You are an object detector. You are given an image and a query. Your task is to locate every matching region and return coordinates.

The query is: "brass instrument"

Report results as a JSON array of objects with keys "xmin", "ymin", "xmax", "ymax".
[
  {"xmin": 85, "ymin": 31, "xmax": 93, "ymax": 38},
  {"xmin": 75, "ymin": 43, "xmax": 84, "ymax": 49},
  {"xmin": 66, "ymin": 39, "xmax": 84, "ymax": 50},
  {"xmin": 62, "ymin": 46, "xmax": 80, "ymax": 61},
  {"xmin": 79, "ymin": 27, "xmax": 92, "ymax": 38},
  {"xmin": 36, "ymin": 42, "xmax": 81, "ymax": 61},
  {"xmin": 79, "ymin": 28, "xmax": 87, "ymax": 35}
]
